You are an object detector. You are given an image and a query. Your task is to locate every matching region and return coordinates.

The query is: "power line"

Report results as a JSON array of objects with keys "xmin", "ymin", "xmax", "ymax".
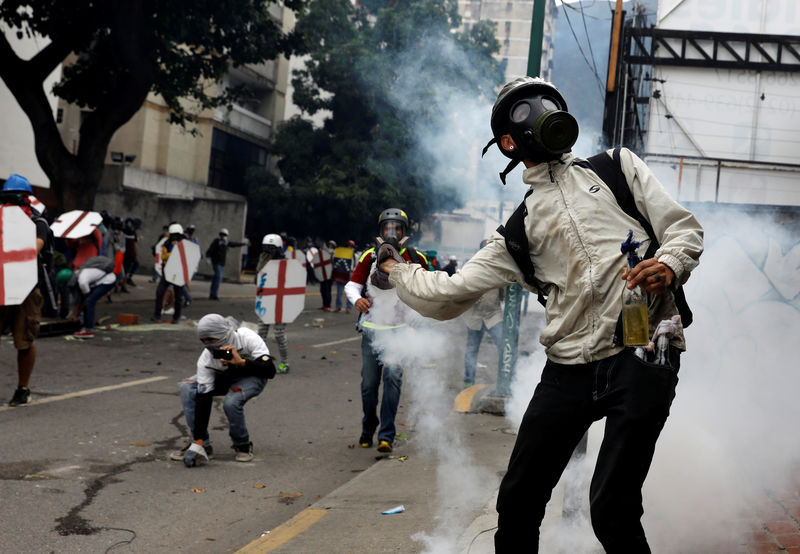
[
  {"xmin": 560, "ymin": 2, "xmax": 605, "ymax": 97},
  {"xmin": 576, "ymin": 2, "xmax": 602, "ymax": 82}
]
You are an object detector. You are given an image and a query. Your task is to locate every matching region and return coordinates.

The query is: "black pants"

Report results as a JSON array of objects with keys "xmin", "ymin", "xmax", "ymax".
[
  {"xmin": 495, "ymin": 347, "xmax": 680, "ymax": 553},
  {"xmin": 320, "ymin": 279, "xmax": 332, "ymax": 308},
  {"xmin": 153, "ymin": 277, "xmax": 183, "ymax": 321}
]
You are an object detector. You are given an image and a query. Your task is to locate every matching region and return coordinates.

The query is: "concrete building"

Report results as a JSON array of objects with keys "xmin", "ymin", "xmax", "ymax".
[
  {"xmin": 457, "ymin": 0, "xmax": 558, "ymax": 82},
  {"xmin": 618, "ymin": 0, "xmax": 800, "ymax": 208},
  {"xmin": 54, "ymin": 4, "xmax": 293, "ymax": 280}
]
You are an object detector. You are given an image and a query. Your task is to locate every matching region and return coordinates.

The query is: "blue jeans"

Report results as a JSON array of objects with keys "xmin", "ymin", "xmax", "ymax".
[
  {"xmin": 210, "ymin": 264, "xmax": 224, "ymax": 298},
  {"xmin": 360, "ymin": 331, "xmax": 403, "ymax": 443},
  {"xmin": 178, "ymin": 374, "xmax": 267, "ymax": 444},
  {"xmin": 83, "ymin": 283, "xmax": 115, "ymax": 331},
  {"xmin": 335, "ymin": 282, "xmax": 352, "ymax": 310},
  {"xmin": 464, "ymin": 322, "xmax": 503, "ymax": 383}
]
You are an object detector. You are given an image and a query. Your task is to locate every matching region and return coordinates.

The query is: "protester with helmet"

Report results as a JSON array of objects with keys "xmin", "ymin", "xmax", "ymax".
[
  {"xmin": 205, "ymin": 228, "xmax": 245, "ymax": 300},
  {"xmin": 255, "ymin": 234, "xmax": 292, "ymax": 374},
  {"xmin": 344, "ymin": 208, "xmax": 428, "ymax": 453},
  {"xmin": 152, "ymin": 223, "xmax": 186, "ymax": 323},
  {"xmin": 332, "ymin": 240, "xmax": 356, "ymax": 312},
  {"xmin": 375, "ymin": 77, "xmax": 703, "ymax": 551},
  {"xmin": 0, "ymin": 174, "xmax": 50, "ymax": 406}
]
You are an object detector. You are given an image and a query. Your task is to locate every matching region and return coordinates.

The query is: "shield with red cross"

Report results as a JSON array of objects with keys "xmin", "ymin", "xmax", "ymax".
[
  {"xmin": 0, "ymin": 205, "xmax": 38, "ymax": 306},
  {"xmin": 163, "ymin": 239, "xmax": 201, "ymax": 287},
  {"xmin": 308, "ymin": 247, "xmax": 333, "ymax": 282},
  {"xmin": 255, "ymin": 259, "xmax": 306, "ymax": 324},
  {"xmin": 27, "ymin": 195, "xmax": 45, "ymax": 215},
  {"xmin": 50, "ymin": 209, "xmax": 102, "ymax": 239},
  {"xmin": 288, "ymin": 247, "xmax": 307, "ymax": 269}
]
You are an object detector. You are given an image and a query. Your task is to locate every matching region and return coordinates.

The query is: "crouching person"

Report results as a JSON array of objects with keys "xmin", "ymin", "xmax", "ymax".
[{"xmin": 170, "ymin": 314, "xmax": 276, "ymax": 467}]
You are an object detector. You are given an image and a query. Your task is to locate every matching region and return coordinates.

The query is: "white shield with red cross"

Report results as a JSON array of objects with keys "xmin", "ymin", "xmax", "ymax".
[
  {"xmin": 309, "ymin": 247, "xmax": 333, "ymax": 281},
  {"xmin": 288, "ymin": 247, "xmax": 307, "ymax": 268},
  {"xmin": 50, "ymin": 209, "xmax": 102, "ymax": 239},
  {"xmin": 27, "ymin": 195, "xmax": 45, "ymax": 215},
  {"xmin": 0, "ymin": 205, "xmax": 38, "ymax": 306},
  {"xmin": 255, "ymin": 259, "xmax": 306, "ymax": 324},
  {"xmin": 163, "ymin": 239, "xmax": 201, "ymax": 287}
]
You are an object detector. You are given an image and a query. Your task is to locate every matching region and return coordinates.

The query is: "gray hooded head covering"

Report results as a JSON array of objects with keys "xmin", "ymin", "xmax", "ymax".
[{"xmin": 197, "ymin": 314, "xmax": 240, "ymax": 351}]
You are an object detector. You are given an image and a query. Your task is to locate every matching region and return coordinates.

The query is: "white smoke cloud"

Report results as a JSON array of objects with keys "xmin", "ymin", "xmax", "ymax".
[{"xmin": 503, "ymin": 209, "xmax": 800, "ymax": 552}]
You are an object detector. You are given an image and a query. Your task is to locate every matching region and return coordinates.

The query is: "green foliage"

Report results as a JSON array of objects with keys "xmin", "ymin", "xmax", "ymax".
[
  {"xmin": 0, "ymin": 0, "xmax": 304, "ymax": 209},
  {"xmin": 253, "ymin": 0, "xmax": 503, "ymax": 242}
]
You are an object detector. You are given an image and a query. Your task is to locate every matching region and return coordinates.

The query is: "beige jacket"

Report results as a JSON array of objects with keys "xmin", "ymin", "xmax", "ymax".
[{"xmin": 389, "ymin": 149, "xmax": 704, "ymax": 364}]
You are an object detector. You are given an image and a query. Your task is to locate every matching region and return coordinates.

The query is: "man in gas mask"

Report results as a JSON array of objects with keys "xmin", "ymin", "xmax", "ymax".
[
  {"xmin": 344, "ymin": 208, "xmax": 428, "ymax": 454},
  {"xmin": 374, "ymin": 77, "xmax": 704, "ymax": 552}
]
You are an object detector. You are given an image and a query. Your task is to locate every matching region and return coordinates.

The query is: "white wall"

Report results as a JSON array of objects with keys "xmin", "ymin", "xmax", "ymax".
[
  {"xmin": 0, "ymin": 28, "xmax": 60, "ymax": 187},
  {"xmin": 644, "ymin": 0, "xmax": 800, "ymax": 206}
]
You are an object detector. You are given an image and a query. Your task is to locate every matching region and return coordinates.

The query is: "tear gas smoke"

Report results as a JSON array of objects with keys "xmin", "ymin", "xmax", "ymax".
[
  {"xmin": 505, "ymin": 207, "xmax": 800, "ymax": 552},
  {"xmin": 366, "ymin": 290, "xmax": 499, "ymax": 553}
]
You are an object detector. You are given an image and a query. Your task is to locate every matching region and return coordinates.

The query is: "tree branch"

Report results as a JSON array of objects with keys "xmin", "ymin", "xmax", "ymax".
[{"xmin": 29, "ymin": 37, "xmax": 75, "ymax": 81}]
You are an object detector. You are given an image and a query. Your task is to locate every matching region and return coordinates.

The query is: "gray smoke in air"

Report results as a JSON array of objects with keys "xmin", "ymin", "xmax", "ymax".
[
  {"xmin": 366, "ymin": 283, "xmax": 498, "ymax": 553},
  {"xmin": 505, "ymin": 207, "xmax": 800, "ymax": 552}
]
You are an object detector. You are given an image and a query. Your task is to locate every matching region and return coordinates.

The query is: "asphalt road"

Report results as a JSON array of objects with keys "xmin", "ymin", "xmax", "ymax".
[{"xmin": 0, "ymin": 277, "xmax": 514, "ymax": 553}]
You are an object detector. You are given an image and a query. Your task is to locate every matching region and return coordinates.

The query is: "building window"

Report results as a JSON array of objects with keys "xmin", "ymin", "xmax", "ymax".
[{"xmin": 208, "ymin": 128, "xmax": 267, "ymax": 196}]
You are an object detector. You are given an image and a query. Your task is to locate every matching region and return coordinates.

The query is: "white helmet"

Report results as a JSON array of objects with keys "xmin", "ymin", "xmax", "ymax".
[
  {"xmin": 220, "ymin": 228, "xmax": 229, "ymax": 236},
  {"xmin": 168, "ymin": 223, "xmax": 183, "ymax": 235},
  {"xmin": 262, "ymin": 233, "xmax": 282, "ymax": 247},
  {"xmin": 448, "ymin": 255, "xmax": 457, "ymax": 262}
]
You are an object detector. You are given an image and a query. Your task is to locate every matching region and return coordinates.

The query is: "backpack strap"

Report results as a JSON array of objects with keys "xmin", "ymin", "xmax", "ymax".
[
  {"xmin": 497, "ymin": 190, "xmax": 547, "ymax": 307},
  {"xmin": 581, "ymin": 148, "xmax": 693, "ymax": 329}
]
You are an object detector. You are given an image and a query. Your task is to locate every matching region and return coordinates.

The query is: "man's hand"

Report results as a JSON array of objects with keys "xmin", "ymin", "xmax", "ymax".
[
  {"xmin": 220, "ymin": 345, "xmax": 245, "ymax": 367},
  {"xmin": 621, "ymin": 258, "xmax": 674, "ymax": 294},
  {"xmin": 354, "ymin": 297, "xmax": 372, "ymax": 313}
]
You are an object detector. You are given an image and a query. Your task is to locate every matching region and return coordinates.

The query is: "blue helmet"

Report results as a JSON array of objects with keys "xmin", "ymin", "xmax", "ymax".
[{"xmin": 3, "ymin": 174, "xmax": 32, "ymax": 194}]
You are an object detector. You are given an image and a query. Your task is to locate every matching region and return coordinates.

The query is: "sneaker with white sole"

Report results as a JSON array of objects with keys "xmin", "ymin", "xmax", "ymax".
[
  {"xmin": 169, "ymin": 442, "xmax": 213, "ymax": 461},
  {"xmin": 232, "ymin": 441, "xmax": 254, "ymax": 462},
  {"xmin": 73, "ymin": 329, "xmax": 95, "ymax": 339},
  {"xmin": 183, "ymin": 443, "xmax": 209, "ymax": 467}
]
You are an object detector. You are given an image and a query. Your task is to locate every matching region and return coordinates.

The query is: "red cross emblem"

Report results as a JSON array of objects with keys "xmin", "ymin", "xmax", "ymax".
[
  {"xmin": 256, "ymin": 259, "xmax": 306, "ymax": 323},
  {"xmin": 0, "ymin": 206, "xmax": 38, "ymax": 305}
]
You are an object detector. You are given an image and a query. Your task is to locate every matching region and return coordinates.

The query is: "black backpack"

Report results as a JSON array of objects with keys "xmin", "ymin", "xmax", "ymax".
[{"xmin": 498, "ymin": 147, "xmax": 693, "ymax": 329}]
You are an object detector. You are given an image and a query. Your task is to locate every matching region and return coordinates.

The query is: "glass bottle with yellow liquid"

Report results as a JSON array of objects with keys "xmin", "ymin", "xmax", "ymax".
[{"xmin": 620, "ymin": 230, "xmax": 649, "ymax": 346}]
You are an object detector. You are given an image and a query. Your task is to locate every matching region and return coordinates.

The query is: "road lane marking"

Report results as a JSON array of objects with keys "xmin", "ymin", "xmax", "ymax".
[
  {"xmin": 0, "ymin": 376, "xmax": 168, "ymax": 412},
  {"xmin": 453, "ymin": 384, "xmax": 489, "ymax": 413},
  {"xmin": 236, "ymin": 508, "xmax": 328, "ymax": 553},
  {"xmin": 311, "ymin": 336, "xmax": 361, "ymax": 348}
]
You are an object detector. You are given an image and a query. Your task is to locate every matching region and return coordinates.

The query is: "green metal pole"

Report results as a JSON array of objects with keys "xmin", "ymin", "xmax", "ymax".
[
  {"xmin": 527, "ymin": 0, "xmax": 546, "ymax": 77},
  {"xmin": 495, "ymin": 2, "xmax": 546, "ymax": 399}
]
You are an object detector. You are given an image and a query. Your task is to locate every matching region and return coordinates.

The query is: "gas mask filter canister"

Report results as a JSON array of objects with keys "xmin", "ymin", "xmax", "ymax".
[{"xmin": 507, "ymin": 94, "xmax": 579, "ymax": 164}]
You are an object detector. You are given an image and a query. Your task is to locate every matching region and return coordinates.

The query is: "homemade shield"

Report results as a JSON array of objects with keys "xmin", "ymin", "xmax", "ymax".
[
  {"xmin": 255, "ymin": 259, "xmax": 306, "ymax": 324},
  {"xmin": 50, "ymin": 210, "xmax": 102, "ymax": 240},
  {"xmin": 288, "ymin": 247, "xmax": 307, "ymax": 268},
  {"xmin": 308, "ymin": 247, "xmax": 333, "ymax": 281},
  {"xmin": 0, "ymin": 205, "xmax": 37, "ymax": 305},
  {"xmin": 163, "ymin": 240, "xmax": 201, "ymax": 287}
]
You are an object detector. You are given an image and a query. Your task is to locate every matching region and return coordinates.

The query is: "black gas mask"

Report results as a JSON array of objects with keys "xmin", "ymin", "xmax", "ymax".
[
  {"xmin": 483, "ymin": 77, "xmax": 579, "ymax": 184},
  {"xmin": 506, "ymin": 94, "xmax": 578, "ymax": 164}
]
